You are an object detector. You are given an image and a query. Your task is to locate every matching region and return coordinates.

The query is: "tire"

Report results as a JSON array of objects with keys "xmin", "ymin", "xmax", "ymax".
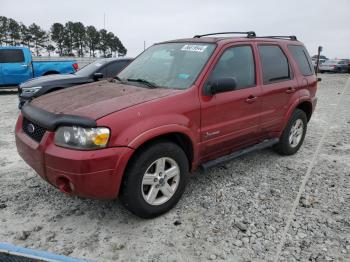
[
  {"xmin": 320, "ymin": 70, "xmax": 324, "ymax": 74},
  {"xmin": 120, "ymin": 141, "xmax": 189, "ymax": 218},
  {"xmin": 274, "ymin": 109, "xmax": 307, "ymax": 155}
]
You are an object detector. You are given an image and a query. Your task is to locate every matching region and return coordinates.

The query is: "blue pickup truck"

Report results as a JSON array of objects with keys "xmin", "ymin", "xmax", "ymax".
[{"xmin": 0, "ymin": 46, "xmax": 78, "ymax": 88}]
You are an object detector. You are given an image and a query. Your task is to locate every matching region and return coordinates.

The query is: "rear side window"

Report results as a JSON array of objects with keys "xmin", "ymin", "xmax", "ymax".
[
  {"xmin": 288, "ymin": 45, "xmax": 314, "ymax": 76},
  {"xmin": 258, "ymin": 45, "xmax": 291, "ymax": 84},
  {"xmin": 208, "ymin": 45, "xmax": 256, "ymax": 89},
  {"xmin": 0, "ymin": 49, "xmax": 25, "ymax": 63}
]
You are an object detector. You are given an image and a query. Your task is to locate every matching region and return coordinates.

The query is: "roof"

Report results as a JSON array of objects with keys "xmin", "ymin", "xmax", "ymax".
[{"xmin": 159, "ymin": 34, "xmax": 301, "ymax": 45}]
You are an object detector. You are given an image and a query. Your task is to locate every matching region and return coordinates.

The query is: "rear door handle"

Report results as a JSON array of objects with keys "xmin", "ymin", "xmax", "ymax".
[
  {"xmin": 286, "ymin": 87, "xmax": 296, "ymax": 94},
  {"xmin": 245, "ymin": 95, "xmax": 258, "ymax": 103}
]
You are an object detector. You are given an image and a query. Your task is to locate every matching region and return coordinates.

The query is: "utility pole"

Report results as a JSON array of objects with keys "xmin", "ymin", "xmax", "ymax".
[
  {"xmin": 144, "ymin": 41, "xmax": 146, "ymax": 51},
  {"xmin": 103, "ymin": 13, "xmax": 106, "ymax": 30}
]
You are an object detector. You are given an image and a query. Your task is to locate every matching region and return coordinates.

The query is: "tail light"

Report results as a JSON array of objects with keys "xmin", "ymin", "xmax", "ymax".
[{"xmin": 73, "ymin": 63, "xmax": 79, "ymax": 71}]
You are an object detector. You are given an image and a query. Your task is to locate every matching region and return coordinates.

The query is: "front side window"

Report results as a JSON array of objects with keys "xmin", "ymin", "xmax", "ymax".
[
  {"xmin": 258, "ymin": 45, "xmax": 291, "ymax": 84},
  {"xmin": 0, "ymin": 49, "xmax": 25, "ymax": 63},
  {"xmin": 206, "ymin": 45, "xmax": 256, "ymax": 89},
  {"xmin": 288, "ymin": 45, "xmax": 314, "ymax": 76},
  {"xmin": 118, "ymin": 43, "xmax": 216, "ymax": 89}
]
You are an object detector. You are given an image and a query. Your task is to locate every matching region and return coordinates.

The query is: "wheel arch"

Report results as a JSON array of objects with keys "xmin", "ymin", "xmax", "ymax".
[
  {"xmin": 296, "ymin": 100, "xmax": 313, "ymax": 122},
  {"xmin": 128, "ymin": 131, "xmax": 196, "ymax": 172}
]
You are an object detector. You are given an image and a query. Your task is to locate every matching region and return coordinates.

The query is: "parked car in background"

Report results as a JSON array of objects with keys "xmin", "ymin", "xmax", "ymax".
[
  {"xmin": 18, "ymin": 58, "xmax": 133, "ymax": 108},
  {"xmin": 311, "ymin": 55, "xmax": 328, "ymax": 70},
  {"xmin": 319, "ymin": 59, "xmax": 349, "ymax": 73},
  {"xmin": 0, "ymin": 46, "xmax": 77, "ymax": 88},
  {"xmin": 342, "ymin": 59, "xmax": 350, "ymax": 73},
  {"xmin": 16, "ymin": 32, "xmax": 318, "ymax": 218}
]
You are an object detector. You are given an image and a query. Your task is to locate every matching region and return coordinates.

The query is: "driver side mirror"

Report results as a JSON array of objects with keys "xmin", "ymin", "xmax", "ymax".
[
  {"xmin": 93, "ymin": 72, "xmax": 104, "ymax": 80},
  {"xmin": 205, "ymin": 77, "xmax": 237, "ymax": 95}
]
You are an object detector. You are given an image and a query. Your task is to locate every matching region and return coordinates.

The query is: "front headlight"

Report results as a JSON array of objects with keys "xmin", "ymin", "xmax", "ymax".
[
  {"xmin": 21, "ymin": 86, "xmax": 42, "ymax": 95},
  {"xmin": 55, "ymin": 126, "xmax": 110, "ymax": 150}
]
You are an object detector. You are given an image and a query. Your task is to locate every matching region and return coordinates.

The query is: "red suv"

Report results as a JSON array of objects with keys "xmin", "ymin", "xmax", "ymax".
[{"xmin": 16, "ymin": 32, "xmax": 318, "ymax": 218}]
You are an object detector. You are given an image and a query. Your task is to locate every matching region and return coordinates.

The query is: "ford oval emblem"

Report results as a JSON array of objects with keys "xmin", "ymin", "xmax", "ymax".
[{"xmin": 27, "ymin": 123, "xmax": 35, "ymax": 133}]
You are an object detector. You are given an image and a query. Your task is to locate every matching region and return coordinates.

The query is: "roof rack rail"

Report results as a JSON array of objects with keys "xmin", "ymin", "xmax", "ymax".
[
  {"xmin": 256, "ymin": 35, "xmax": 297, "ymax": 41},
  {"xmin": 193, "ymin": 31, "xmax": 256, "ymax": 38}
]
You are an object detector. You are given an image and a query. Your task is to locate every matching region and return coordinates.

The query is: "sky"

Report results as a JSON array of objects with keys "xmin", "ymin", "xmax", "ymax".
[{"xmin": 1, "ymin": 0, "xmax": 349, "ymax": 58}]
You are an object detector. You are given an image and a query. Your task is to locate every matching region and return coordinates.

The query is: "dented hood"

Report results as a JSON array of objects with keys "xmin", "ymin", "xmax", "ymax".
[{"xmin": 30, "ymin": 80, "xmax": 181, "ymax": 119}]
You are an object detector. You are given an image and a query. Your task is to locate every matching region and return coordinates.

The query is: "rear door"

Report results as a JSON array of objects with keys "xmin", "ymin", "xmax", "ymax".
[
  {"xmin": 258, "ymin": 44, "xmax": 299, "ymax": 137},
  {"xmin": 199, "ymin": 44, "xmax": 262, "ymax": 160},
  {"xmin": 0, "ymin": 49, "xmax": 32, "ymax": 85}
]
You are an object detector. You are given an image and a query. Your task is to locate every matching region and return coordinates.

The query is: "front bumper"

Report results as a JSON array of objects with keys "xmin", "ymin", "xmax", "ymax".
[{"xmin": 15, "ymin": 114, "xmax": 134, "ymax": 199}]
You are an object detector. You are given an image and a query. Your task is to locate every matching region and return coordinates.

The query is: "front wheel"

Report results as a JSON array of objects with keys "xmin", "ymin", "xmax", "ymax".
[
  {"xmin": 274, "ymin": 109, "xmax": 307, "ymax": 155},
  {"xmin": 120, "ymin": 141, "xmax": 189, "ymax": 218}
]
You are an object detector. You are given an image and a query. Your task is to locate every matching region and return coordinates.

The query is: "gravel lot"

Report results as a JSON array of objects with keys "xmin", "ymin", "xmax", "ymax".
[{"xmin": 0, "ymin": 74, "xmax": 349, "ymax": 262}]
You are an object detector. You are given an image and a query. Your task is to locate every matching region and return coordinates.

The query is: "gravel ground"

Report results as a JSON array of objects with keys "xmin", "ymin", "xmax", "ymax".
[{"xmin": 0, "ymin": 74, "xmax": 349, "ymax": 262}]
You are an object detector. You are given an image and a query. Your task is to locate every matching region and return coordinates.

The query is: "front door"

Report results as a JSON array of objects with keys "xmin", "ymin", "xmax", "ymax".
[
  {"xmin": 199, "ymin": 44, "xmax": 262, "ymax": 161},
  {"xmin": 0, "ymin": 49, "xmax": 32, "ymax": 85}
]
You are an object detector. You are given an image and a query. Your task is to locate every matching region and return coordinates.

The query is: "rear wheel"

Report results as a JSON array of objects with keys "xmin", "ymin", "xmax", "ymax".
[
  {"xmin": 274, "ymin": 109, "xmax": 307, "ymax": 155},
  {"xmin": 120, "ymin": 141, "xmax": 189, "ymax": 218}
]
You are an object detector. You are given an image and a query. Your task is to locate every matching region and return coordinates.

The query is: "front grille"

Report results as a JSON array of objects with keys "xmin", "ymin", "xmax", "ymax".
[{"xmin": 22, "ymin": 118, "xmax": 47, "ymax": 143}]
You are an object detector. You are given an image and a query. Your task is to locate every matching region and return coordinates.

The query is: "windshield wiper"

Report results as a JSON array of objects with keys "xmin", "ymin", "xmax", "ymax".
[
  {"xmin": 114, "ymin": 76, "xmax": 125, "ymax": 82},
  {"xmin": 126, "ymin": 78, "xmax": 158, "ymax": 88}
]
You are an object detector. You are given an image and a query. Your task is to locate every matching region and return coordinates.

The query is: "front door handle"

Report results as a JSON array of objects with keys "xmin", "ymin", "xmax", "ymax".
[
  {"xmin": 286, "ymin": 87, "xmax": 296, "ymax": 94},
  {"xmin": 21, "ymin": 64, "xmax": 28, "ymax": 67},
  {"xmin": 245, "ymin": 95, "xmax": 258, "ymax": 103}
]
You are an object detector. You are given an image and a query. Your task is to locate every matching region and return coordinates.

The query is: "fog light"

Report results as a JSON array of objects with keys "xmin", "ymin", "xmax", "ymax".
[{"xmin": 56, "ymin": 177, "xmax": 74, "ymax": 194}]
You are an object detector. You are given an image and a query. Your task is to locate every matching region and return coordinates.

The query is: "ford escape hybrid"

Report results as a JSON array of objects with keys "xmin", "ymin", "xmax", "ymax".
[{"xmin": 15, "ymin": 32, "xmax": 318, "ymax": 218}]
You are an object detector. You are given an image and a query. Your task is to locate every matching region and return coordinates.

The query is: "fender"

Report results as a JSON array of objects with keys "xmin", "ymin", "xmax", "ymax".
[
  {"xmin": 280, "ymin": 94, "xmax": 312, "ymax": 136},
  {"xmin": 128, "ymin": 124, "xmax": 199, "ymax": 168}
]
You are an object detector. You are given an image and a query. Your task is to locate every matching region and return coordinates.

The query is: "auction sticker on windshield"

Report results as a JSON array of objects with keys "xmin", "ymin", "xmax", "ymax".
[{"xmin": 181, "ymin": 44, "xmax": 208, "ymax": 52}]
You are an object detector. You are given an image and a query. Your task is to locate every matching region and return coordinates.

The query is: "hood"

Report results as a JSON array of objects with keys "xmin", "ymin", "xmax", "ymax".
[
  {"xmin": 21, "ymin": 74, "xmax": 87, "ymax": 88},
  {"xmin": 30, "ymin": 80, "xmax": 181, "ymax": 119}
]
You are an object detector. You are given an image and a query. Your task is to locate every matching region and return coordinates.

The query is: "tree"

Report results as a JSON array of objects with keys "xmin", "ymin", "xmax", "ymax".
[
  {"xmin": 51, "ymin": 23, "xmax": 65, "ymax": 56},
  {"xmin": 63, "ymin": 21, "xmax": 75, "ymax": 56},
  {"xmin": 0, "ymin": 16, "xmax": 127, "ymax": 57},
  {"xmin": 46, "ymin": 44, "xmax": 55, "ymax": 56},
  {"xmin": 118, "ymin": 44, "xmax": 127, "ymax": 57},
  {"xmin": 98, "ymin": 29, "xmax": 109, "ymax": 57},
  {"xmin": 20, "ymin": 23, "xmax": 32, "ymax": 49},
  {"xmin": 29, "ymin": 23, "xmax": 48, "ymax": 56},
  {"xmin": 72, "ymin": 22, "xmax": 86, "ymax": 57},
  {"xmin": 7, "ymin": 18, "xmax": 21, "ymax": 45},
  {"xmin": 86, "ymin": 25, "xmax": 100, "ymax": 57},
  {"xmin": 0, "ymin": 16, "xmax": 8, "ymax": 45}
]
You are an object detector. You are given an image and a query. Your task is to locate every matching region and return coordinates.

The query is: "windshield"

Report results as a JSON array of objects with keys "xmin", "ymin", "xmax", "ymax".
[
  {"xmin": 75, "ymin": 60, "xmax": 108, "ymax": 76},
  {"xmin": 118, "ymin": 43, "xmax": 216, "ymax": 89}
]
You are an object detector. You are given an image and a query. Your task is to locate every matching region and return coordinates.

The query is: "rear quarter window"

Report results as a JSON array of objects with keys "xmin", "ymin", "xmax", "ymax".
[
  {"xmin": 0, "ymin": 49, "xmax": 25, "ymax": 63},
  {"xmin": 288, "ymin": 45, "xmax": 314, "ymax": 76}
]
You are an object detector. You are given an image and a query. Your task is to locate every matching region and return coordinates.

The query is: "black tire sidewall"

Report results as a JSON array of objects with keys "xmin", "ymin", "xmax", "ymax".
[
  {"xmin": 276, "ymin": 109, "xmax": 308, "ymax": 155},
  {"xmin": 121, "ymin": 141, "xmax": 189, "ymax": 218}
]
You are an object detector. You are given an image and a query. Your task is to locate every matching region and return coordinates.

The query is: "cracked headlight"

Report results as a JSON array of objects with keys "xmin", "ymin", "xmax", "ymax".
[{"xmin": 55, "ymin": 126, "xmax": 110, "ymax": 150}]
